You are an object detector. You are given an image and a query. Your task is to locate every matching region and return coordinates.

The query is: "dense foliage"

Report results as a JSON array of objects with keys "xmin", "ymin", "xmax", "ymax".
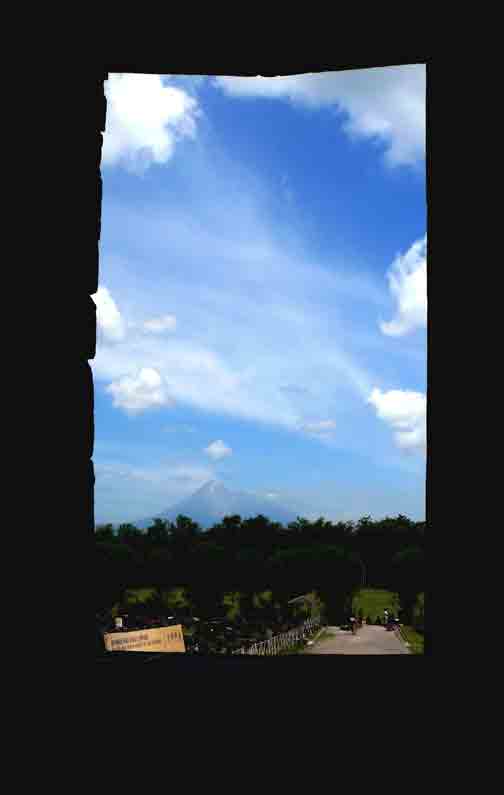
[{"xmin": 95, "ymin": 513, "xmax": 425, "ymax": 634}]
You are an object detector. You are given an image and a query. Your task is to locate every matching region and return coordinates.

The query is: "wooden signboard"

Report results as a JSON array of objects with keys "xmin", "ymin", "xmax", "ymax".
[{"xmin": 103, "ymin": 625, "xmax": 186, "ymax": 653}]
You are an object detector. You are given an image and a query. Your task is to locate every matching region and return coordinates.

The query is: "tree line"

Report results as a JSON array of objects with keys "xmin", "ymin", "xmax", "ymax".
[{"xmin": 95, "ymin": 512, "xmax": 425, "ymax": 629}]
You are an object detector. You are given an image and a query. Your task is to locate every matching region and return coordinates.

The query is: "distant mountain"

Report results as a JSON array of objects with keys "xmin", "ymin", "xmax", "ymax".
[{"xmin": 135, "ymin": 480, "xmax": 299, "ymax": 530}]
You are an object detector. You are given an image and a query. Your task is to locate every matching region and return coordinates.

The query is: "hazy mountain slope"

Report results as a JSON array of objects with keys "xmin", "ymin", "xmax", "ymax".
[{"xmin": 135, "ymin": 480, "xmax": 299, "ymax": 529}]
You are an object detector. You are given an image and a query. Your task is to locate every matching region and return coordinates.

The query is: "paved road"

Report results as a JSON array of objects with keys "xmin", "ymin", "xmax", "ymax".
[{"xmin": 305, "ymin": 625, "xmax": 409, "ymax": 655}]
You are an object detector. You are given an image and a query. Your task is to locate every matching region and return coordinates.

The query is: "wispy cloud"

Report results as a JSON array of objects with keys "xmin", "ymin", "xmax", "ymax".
[
  {"xmin": 94, "ymin": 460, "xmax": 216, "ymax": 523},
  {"xmin": 298, "ymin": 419, "xmax": 338, "ymax": 442},
  {"xmin": 143, "ymin": 314, "xmax": 177, "ymax": 334},
  {"xmin": 94, "ymin": 72, "xmax": 426, "ymax": 524},
  {"xmin": 95, "ymin": 127, "xmax": 424, "ymax": 466},
  {"xmin": 93, "ymin": 189, "xmax": 384, "ymax": 434},
  {"xmin": 163, "ymin": 424, "xmax": 196, "ymax": 434}
]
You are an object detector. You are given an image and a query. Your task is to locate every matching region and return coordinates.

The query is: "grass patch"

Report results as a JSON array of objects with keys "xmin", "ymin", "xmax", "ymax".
[
  {"xmin": 400, "ymin": 626, "xmax": 424, "ymax": 655},
  {"xmin": 314, "ymin": 628, "xmax": 334, "ymax": 643},
  {"xmin": 296, "ymin": 626, "xmax": 333, "ymax": 653},
  {"xmin": 278, "ymin": 642, "xmax": 306, "ymax": 655},
  {"xmin": 352, "ymin": 589, "xmax": 400, "ymax": 622}
]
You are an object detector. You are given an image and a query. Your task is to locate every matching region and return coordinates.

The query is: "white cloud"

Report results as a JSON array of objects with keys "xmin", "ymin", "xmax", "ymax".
[
  {"xmin": 93, "ymin": 195, "xmax": 380, "ymax": 429},
  {"xmin": 299, "ymin": 420, "xmax": 337, "ymax": 441},
  {"xmin": 102, "ymin": 74, "xmax": 199, "ymax": 172},
  {"xmin": 163, "ymin": 424, "xmax": 196, "ymax": 434},
  {"xmin": 93, "ymin": 147, "xmax": 419, "ymax": 458},
  {"xmin": 92, "ymin": 285, "xmax": 126, "ymax": 343},
  {"xmin": 143, "ymin": 314, "xmax": 177, "ymax": 333},
  {"xmin": 106, "ymin": 367, "xmax": 173, "ymax": 414},
  {"xmin": 93, "ymin": 331, "xmax": 304, "ymax": 428},
  {"xmin": 204, "ymin": 440, "xmax": 233, "ymax": 461},
  {"xmin": 214, "ymin": 65, "xmax": 425, "ymax": 167},
  {"xmin": 367, "ymin": 388, "xmax": 426, "ymax": 454},
  {"xmin": 380, "ymin": 236, "xmax": 427, "ymax": 336},
  {"xmin": 302, "ymin": 420, "xmax": 337, "ymax": 433}
]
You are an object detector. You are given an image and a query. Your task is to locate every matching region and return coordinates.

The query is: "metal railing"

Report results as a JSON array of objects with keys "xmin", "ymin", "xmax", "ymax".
[{"xmin": 232, "ymin": 617, "xmax": 324, "ymax": 656}]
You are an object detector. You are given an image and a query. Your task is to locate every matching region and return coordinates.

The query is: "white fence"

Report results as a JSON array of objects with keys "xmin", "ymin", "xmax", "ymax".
[{"xmin": 232, "ymin": 617, "xmax": 323, "ymax": 656}]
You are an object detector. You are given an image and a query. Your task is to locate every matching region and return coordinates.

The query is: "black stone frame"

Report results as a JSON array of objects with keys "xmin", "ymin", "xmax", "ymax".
[{"xmin": 91, "ymin": 58, "xmax": 430, "ymax": 662}]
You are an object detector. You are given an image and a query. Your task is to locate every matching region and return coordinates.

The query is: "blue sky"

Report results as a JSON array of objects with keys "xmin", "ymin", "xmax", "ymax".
[{"xmin": 93, "ymin": 67, "xmax": 427, "ymax": 524}]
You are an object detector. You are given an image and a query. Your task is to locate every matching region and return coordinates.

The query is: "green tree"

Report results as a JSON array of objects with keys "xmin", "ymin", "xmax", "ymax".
[
  {"xmin": 210, "ymin": 514, "xmax": 242, "ymax": 542},
  {"xmin": 286, "ymin": 517, "xmax": 312, "ymax": 538},
  {"xmin": 124, "ymin": 587, "xmax": 158, "ymax": 607},
  {"xmin": 161, "ymin": 587, "xmax": 192, "ymax": 618},
  {"xmin": 222, "ymin": 592, "xmax": 243, "ymax": 622},
  {"xmin": 173, "ymin": 515, "xmax": 201, "ymax": 536},
  {"xmin": 168, "ymin": 516, "xmax": 202, "ymax": 561},
  {"xmin": 305, "ymin": 591, "xmax": 325, "ymax": 620},
  {"xmin": 251, "ymin": 589, "xmax": 275, "ymax": 622},
  {"xmin": 252, "ymin": 589, "xmax": 273, "ymax": 610},
  {"xmin": 95, "ymin": 524, "xmax": 115, "ymax": 542},
  {"xmin": 117, "ymin": 523, "xmax": 143, "ymax": 542},
  {"xmin": 412, "ymin": 592, "xmax": 425, "ymax": 633},
  {"xmin": 146, "ymin": 518, "xmax": 171, "ymax": 545}
]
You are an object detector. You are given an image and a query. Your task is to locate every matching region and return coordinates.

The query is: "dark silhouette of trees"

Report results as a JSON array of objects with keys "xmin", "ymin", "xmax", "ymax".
[
  {"xmin": 95, "ymin": 512, "xmax": 425, "ymax": 630},
  {"xmin": 146, "ymin": 518, "xmax": 170, "ymax": 546}
]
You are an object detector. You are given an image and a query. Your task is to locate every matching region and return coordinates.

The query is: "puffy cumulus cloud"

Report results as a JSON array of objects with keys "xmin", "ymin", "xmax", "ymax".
[
  {"xmin": 380, "ymin": 236, "xmax": 427, "ymax": 336},
  {"xmin": 106, "ymin": 367, "xmax": 173, "ymax": 414},
  {"xmin": 214, "ymin": 65, "xmax": 425, "ymax": 167},
  {"xmin": 92, "ymin": 286, "xmax": 126, "ymax": 343},
  {"xmin": 204, "ymin": 440, "xmax": 233, "ymax": 461},
  {"xmin": 368, "ymin": 388, "xmax": 426, "ymax": 454},
  {"xmin": 143, "ymin": 314, "xmax": 177, "ymax": 334},
  {"xmin": 102, "ymin": 74, "xmax": 200, "ymax": 172}
]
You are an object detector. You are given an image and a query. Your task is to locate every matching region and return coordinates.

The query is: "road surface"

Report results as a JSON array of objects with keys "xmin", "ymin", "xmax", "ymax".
[{"xmin": 305, "ymin": 625, "xmax": 409, "ymax": 654}]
